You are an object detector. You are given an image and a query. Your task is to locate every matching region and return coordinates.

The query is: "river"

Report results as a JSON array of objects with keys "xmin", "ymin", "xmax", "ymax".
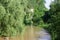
[
  {"xmin": 21, "ymin": 26, "xmax": 51, "ymax": 40},
  {"xmin": 0, "ymin": 26, "xmax": 51, "ymax": 40}
]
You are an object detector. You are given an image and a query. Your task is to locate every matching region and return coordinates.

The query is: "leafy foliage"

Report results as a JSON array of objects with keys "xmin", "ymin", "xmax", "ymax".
[
  {"xmin": 24, "ymin": 0, "xmax": 47, "ymax": 26},
  {"xmin": 43, "ymin": 0, "xmax": 60, "ymax": 40},
  {"xmin": 0, "ymin": 0, "xmax": 28, "ymax": 37}
]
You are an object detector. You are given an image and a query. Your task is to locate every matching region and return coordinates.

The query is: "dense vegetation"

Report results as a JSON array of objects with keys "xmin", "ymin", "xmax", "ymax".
[
  {"xmin": 0, "ymin": 0, "xmax": 60, "ymax": 40},
  {"xmin": 42, "ymin": 0, "xmax": 60, "ymax": 40},
  {"xmin": 24, "ymin": 0, "xmax": 47, "ymax": 27},
  {"xmin": 48, "ymin": 0, "xmax": 60, "ymax": 40},
  {"xmin": 0, "ymin": 0, "xmax": 28, "ymax": 37}
]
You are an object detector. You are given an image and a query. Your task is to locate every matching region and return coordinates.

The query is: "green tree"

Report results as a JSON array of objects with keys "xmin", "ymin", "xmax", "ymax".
[
  {"xmin": 0, "ymin": 0, "xmax": 28, "ymax": 40},
  {"xmin": 47, "ymin": 0, "xmax": 60, "ymax": 40},
  {"xmin": 24, "ymin": 0, "xmax": 47, "ymax": 26}
]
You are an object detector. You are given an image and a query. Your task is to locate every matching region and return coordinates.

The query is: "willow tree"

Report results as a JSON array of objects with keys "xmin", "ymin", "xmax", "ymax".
[{"xmin": 0, "ymin": 0, "xmax": 28, "ymax": 40}]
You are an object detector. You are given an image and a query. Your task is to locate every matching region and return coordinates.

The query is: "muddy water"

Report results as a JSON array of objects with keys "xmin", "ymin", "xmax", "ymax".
[
  {"xmin": 23, "ymin": 26, "xmax": 38, "ymax": 40},
  {"xmin": 0, "ymin": 26, "xmax": 51, "ymax": 40},
  {"xmin": 22, "ymin": 26, "xmax": 51, "ymax": 40},
  {"xmin": 10, "ymin": 26, "xmax": 41, "ymax": 40}
]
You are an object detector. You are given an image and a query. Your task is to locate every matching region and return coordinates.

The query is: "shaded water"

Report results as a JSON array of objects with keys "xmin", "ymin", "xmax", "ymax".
[{"xmin": 0, "ymin": 26, "xmax": 51, "ymax": 40}]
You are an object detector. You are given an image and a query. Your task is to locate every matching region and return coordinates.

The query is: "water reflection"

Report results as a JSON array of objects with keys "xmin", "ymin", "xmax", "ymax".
[
  {"xmin": 0, "ymin": 26, "xmax": 51, "ymax": 40},
  {"xmin": 35, "ymin": 28, "xmax": 51, "ymax": 40},
  {"xmin": 23, "ymin": 27, "xmax": 51, "ymax": 40}
]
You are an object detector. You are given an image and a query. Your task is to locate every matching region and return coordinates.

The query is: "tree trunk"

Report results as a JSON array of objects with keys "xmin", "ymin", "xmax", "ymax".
[{"xmin": 4, "ymin": 37, "xmax": 9, "ymax": 40}]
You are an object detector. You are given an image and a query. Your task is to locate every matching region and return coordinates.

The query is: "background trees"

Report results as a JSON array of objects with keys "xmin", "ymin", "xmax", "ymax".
[{"xmin": 24, "ymin": 0, "xmax": 47, "ymax": 27}]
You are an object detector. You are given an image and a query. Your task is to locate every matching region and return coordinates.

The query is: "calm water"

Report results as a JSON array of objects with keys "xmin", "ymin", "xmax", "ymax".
[
  {"xmin": 0, "ymin": 26, "xmax": 51, "ymax": 40},
  {"xmin": 21, "ymin": 26, "xmax": 51, "ymax": 40}
]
